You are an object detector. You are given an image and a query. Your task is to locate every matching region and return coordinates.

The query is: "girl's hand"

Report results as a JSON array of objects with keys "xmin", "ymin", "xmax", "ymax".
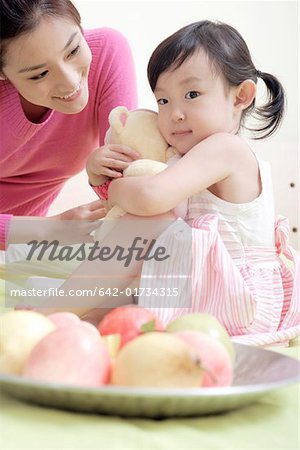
[{"xmin": 86, "ymin": 144, "xmax": 140, "ymax": 186}]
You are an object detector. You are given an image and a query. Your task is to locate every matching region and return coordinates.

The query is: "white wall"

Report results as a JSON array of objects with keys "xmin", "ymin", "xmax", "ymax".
[{"xmin": 49, "ymin": 0, "xmax": 299, "ymax": 248}]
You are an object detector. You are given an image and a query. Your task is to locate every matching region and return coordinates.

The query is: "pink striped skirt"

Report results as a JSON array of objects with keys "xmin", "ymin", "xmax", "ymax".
[{"xmin": 139, "ymin": 215, "xmax": 300, "ymax": 346}]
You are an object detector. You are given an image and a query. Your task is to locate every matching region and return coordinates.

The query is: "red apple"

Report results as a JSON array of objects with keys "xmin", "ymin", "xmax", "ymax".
[
  {"xmin": 98, "ymin": 305, "xmax": 165, "ymax": 347},
  {"xmin": 23, "ymin": 323, "xmax": 110, "ymax": 386},
  {"xmin": 175, "ymin": 331, "xmax": 233, "ymax": 387}
]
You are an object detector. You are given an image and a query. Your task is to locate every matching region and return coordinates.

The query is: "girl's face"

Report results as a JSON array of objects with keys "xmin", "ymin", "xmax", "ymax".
[
  {"xmin": 154, "ymin": 50, "xmax": 238, "ymax": 154},
  {"xmin": 2, "ymin": 17, "xmax": 92, "ymax": 115}
]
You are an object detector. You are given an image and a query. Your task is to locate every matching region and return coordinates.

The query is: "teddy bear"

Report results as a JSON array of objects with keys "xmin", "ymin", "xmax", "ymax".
[{"xmin": 94, "ymin": 106, "xmax": 185, "ymax": 242}]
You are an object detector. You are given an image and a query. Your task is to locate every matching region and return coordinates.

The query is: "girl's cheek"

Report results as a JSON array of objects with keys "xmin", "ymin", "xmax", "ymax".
[{"xmin": 158, "ymin": 114, "xmax": 167, "ymax": 129}]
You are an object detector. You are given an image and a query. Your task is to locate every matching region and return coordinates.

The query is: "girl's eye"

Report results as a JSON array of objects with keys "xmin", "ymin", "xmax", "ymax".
[
  {"xmin": 30, "ymin": 70, "xmax": 49, "ymax": 80},
  {"xmin": 185, "ymin": 91, "xmax": 200, "ymax": 99},
  {"xmin": 157, "ymin": 98, "xmax": 168, "ymax": 105},
  {"xmin": 68, "ymin": 45, "xmax": 80, "ymax": 57}
]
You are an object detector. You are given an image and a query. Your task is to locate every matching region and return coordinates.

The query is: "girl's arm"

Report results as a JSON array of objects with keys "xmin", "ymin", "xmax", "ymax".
[{"xmin": 108, "ymin": 133, "xmax": 243, "ymax": 215}]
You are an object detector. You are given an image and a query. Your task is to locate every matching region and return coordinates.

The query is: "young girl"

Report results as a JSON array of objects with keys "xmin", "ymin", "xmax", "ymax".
[
  {"xmin": 0, "ymin": 0, "xmax": 138, "ymax": 248},
  {"xmin": 88, "ymin": 20, "xmax": 299, "ymax": 345}
]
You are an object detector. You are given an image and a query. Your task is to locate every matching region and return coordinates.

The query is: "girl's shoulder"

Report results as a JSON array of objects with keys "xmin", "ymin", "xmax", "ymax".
[
  {"xmin": 212, "ymin": 132, "xmax": 251, "ymax": 153},
  {"xmin": 201, "ymin": 133, "xmax": 253, "ymax": 161},
  {"xmin": 198, "ymin": 133, "xmax": 268, "ymax": 204},
  {"xmin": 196, "ymin": 133, "xmax": 255, "ymax": 179}
]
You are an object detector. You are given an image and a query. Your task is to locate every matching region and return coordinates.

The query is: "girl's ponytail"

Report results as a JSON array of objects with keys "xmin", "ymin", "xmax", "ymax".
[{"xmin": 252, "ymin": 71, "xmax": 286, "ymax": 139}]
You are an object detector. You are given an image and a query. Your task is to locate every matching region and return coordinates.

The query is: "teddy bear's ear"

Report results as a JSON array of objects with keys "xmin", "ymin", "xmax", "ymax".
[{"xmin": 108, "ymin": 106, "xmax": 129, "ymax": 134}]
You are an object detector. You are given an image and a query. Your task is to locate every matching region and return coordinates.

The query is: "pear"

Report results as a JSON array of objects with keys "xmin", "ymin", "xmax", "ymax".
[
  {"xmin": 0, "ymin": 310, "xmax": 55, "ymax": 375},
  {"xmin": 102, "ymin": 334, "xmax": 121, "ymax": 358},
  {"xmin": 111, "ymin": 332, "xmax": 203, "ymax": 387},
  {"xmin": 175, "ymin": 331, "xmax": 233, "ymax": 387},
  {"xmin": 166, "ymin": 313, "xmax": 235, "ymax": 362}
]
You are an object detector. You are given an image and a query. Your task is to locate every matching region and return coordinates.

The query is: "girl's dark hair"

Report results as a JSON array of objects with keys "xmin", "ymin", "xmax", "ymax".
[
  {"xmin": 147, "ymin": 20, "xmax": 285, "ymax": 139},
  {"xmin": 0, "ymin": 0, "xmax": 81, "ymax": 72}
]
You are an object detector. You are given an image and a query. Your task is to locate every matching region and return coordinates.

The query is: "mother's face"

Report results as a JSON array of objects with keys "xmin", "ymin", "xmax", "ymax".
[{"xmin": 1, "ymin": 17, "xmax": 92, "ymax": 114}]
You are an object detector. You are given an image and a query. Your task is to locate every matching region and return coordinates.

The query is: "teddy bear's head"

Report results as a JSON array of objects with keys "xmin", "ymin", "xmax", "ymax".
[
  {"xmin": 107, "ymin": 106, "xmax": 169, "ymax": 163},
  {"xmin": 93, "ymin": 106, "xmax": 184, "ymax": 242}
]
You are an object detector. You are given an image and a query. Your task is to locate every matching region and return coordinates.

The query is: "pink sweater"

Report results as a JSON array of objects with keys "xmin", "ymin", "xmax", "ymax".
[{"xmin": 0, "ymin": 28, "xmax": 137, "ymax": 249}]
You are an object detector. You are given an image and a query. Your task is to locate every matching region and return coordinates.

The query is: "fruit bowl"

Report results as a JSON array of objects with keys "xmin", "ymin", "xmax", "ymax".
[{"xmin": 0, "ymin": 344, "xmax": 299, "ymax": 418}]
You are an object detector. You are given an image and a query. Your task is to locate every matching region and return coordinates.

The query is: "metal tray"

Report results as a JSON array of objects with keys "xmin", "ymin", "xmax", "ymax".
[{"xmin": 0, "ymin": 344, "xmax": 299, "ymax": 418}]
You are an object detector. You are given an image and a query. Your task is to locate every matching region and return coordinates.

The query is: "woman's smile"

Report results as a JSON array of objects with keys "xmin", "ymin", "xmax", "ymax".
[{"xmin": 54, "ymin": 80, "xmax": 82, "ymax": 101}]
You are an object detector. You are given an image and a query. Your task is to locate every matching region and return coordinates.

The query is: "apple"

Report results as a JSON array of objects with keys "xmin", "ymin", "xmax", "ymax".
[
  {"xmin": 111, "ymin": 332, "xmax": 204, "ymax": 387},
  {"xmin": 48, "ymin": 313, "xmax": 101, "ymax": 337},
  {"xmin": 175, "ymin": 331, "xmax": 233, "ymax": 387},
  {"xmin": 0, "ymin": 310, "xmax": 55, "ymax": 375},
  {"xmin": 98, "ymin": 305, "xmax": 165, "ymax": 347},
  {"xmin": 79, "ymin": 320, "xmax": 102, "ymax": 336},
  {"xmin": 48, "ymin": 312, "xmax": 80, "ymax": 329},
  {"xmin": 166, "ymin": 313, "xmax": 235, "ymax": 361},
  {"xmin": 23, "ymin": 323, "xmax": 110, "ymax": 386}
]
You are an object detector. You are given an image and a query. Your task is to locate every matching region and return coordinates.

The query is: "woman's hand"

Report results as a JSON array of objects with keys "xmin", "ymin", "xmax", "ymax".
[
  {"xmin": 55, "ymin": 199, "xmax": 106, "ymax": 221},
  {"xmin": 9, "ymin": 200, "xmax": 107, "ymax": 245},
  {"xmin": 86, "ymin": 144, "xmax": 140, "ymax": 186},
  {"xmin": 50, "ymin": 200, "xmax": 107, "ymax": 243}
]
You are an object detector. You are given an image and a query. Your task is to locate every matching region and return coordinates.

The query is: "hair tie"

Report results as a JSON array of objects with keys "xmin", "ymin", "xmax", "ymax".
[{"xmin": 256, "ymin": 70, "xmax": 262, "ymax": 78}]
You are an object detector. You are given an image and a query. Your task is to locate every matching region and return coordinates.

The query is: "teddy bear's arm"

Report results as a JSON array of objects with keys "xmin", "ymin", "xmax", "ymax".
[{"xmin": 123, "ymin": 159, "xmax": 168, "ymax": 177}]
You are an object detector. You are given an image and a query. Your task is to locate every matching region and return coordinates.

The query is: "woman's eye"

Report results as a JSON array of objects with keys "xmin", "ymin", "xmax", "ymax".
[
  {"xmin": 185, "ymin": 91, "xmax": 200, "ymax": 99},
  {"xmin": 157, "ymin": 98, "xmax": 168, "ymax": 105},
  {"xmin": 68, "ymin": 45, "xmax": 80, "ymax": 57},
  {"xmin": 30, "ymin": 70, "xmax": 49, "ymax": 80}
]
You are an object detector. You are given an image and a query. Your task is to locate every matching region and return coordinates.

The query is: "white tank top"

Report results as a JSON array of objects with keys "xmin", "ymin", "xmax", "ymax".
[{"xmin": 185, "ymin": 157, "xmax": 275, "ymax": 257}]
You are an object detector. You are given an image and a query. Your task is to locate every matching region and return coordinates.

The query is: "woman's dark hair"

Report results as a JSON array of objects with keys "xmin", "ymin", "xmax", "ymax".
[
  {"xmin": 147, "ymin": 20, "xmax": 285, "ymax": 139},
  {"xmin": 0, "ymin": 0, "xmax": 81, "ymax": 72}
]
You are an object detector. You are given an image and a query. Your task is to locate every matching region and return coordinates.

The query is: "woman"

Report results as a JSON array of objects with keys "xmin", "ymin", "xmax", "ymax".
[{"xmin": 0, "ymin": 0, "xmax": 138, "ymax": 248}]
